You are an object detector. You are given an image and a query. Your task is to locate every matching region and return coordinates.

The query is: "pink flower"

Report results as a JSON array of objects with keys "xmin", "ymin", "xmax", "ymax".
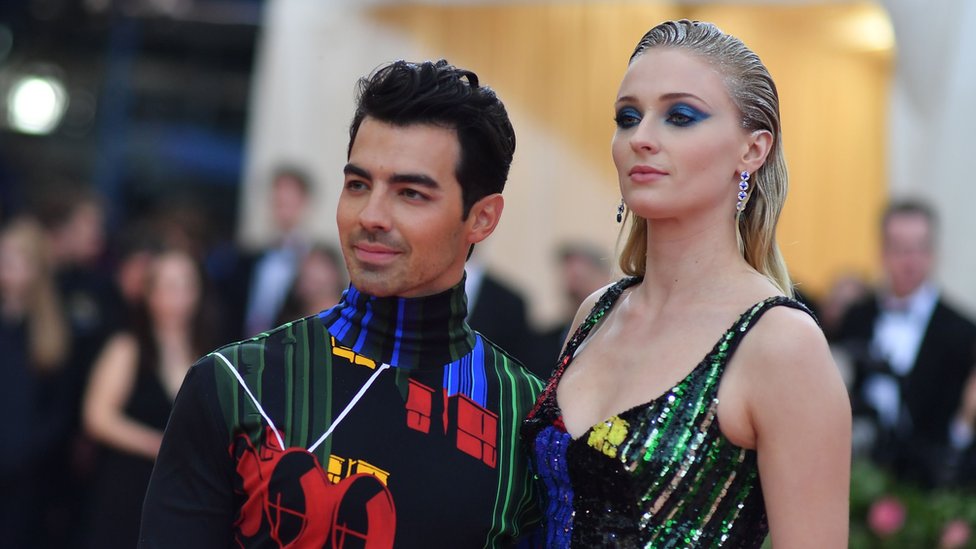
[
  {"xmin": 940, "ymin": 519, "xmax": 971, "ymax": 549},
  {"xmin": 868, "ymin": 496, "xmax": 906, "ymax": 537}
]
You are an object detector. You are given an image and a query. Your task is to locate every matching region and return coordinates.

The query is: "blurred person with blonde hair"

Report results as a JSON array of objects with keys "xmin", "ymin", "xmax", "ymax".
[
  {"xmin": 522, "ymin": 19, "xmax": 850, "ymax": 547},
  {"xmin": 0, "ymin": 217, "xmax": 70, "ymax": 548}
]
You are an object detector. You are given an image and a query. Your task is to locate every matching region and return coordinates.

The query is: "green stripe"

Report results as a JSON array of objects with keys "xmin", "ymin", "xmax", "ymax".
[
  {"xmin": 296, "ymin": 321, "xmax": 311, "ymax": 448},
  {"xmin": 309, "ymin": 320, "xmax": 333, "ymax": 462},
  {"xmin": 486, "ymin": 350, "xmax": 508, "ymax": 547},
  {"xmin": 485, "ymin": 351, "xmax": 527, "ymax": 548},
  {"xmin": 283, "ymin": 325, "xmax": 295, "ymax": 446}
]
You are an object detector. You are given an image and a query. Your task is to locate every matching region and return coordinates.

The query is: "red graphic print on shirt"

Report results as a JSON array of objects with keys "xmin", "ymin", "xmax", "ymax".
[{"xmin": 231, "ymin": 428, "xmax": 396, "ymax": 548}]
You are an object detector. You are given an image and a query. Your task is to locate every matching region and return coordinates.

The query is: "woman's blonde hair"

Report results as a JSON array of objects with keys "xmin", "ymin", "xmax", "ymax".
[
  {"xmin": 1, "ymin": 217, "xmax": 70, "ymax": 371},
  {"xmin": 617, "ymin": 19, "xmax": 793, "ymax": 297}
]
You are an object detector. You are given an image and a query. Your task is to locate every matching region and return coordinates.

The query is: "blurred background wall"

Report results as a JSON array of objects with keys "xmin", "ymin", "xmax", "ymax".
[
  {"xmin": 242, "ymin": 0, "xmax": 896, "ymax": 327},
  {"xmin": 1, "ymin": 0, "xmax": 974, "ymax": 328}
]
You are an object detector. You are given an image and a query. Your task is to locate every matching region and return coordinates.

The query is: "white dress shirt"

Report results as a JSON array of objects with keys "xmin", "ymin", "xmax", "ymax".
[{"xmin": 863, "ymin": 282, "xmax": 939, "ymax": 430}]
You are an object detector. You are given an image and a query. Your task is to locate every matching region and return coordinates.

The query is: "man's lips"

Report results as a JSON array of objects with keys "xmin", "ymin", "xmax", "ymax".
[{"xmin": 352, "ymin": 242, "xmax": 402, "ymax": 264}]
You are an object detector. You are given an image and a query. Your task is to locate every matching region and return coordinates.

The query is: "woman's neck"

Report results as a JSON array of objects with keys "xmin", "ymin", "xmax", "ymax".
[
  {"xmin": 153, "ymin": 321, "xmax": 192, "ymax": 347},
  {"xmin": 1, "ymin": 294, "xmax": 26, "ymax": 320},
  {"xmin": 637, "ymin": 216, "xmax": 751, "ymax": 304}
]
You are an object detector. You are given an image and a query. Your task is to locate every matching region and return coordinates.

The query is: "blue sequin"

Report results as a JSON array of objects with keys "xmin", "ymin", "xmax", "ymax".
[{"xmin": 521, "ymin": 277, "xmax": 817, "ymax": 548}]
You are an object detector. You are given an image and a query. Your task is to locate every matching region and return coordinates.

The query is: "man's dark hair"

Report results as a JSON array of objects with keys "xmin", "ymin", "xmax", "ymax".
[
  {"xmin": 348, "ymin": 59, "xmax": 515, "ymax": 219},
  {"xmin": 272, "ymin": 165, "xmax": 313, "ymax": 196},
  {"xmin": 882, "ymin": 199, "xmax": 938, "ymax": 237}
]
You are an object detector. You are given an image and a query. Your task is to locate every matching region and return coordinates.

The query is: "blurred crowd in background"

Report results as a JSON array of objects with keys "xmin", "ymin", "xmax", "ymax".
[
  {"xmin": 0, "ymin": 165, "xmax": 623, "ymax": 547},
  {"xmin": 5, "ymin": 164, "xmax": 976, "ymax": 548},
  {"xmin": 3, "ymin": 1, "xmax": 976, "ymax": 547}
]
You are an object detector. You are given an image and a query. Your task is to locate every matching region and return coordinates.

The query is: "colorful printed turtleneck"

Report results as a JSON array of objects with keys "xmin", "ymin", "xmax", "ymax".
[
  {"xmin": 140, "ymin": 277, "xmax": 545, "ymax": 549},
  {"xmin": 320, "ymin": 281, "xmax": 476, "ymax": 370}
]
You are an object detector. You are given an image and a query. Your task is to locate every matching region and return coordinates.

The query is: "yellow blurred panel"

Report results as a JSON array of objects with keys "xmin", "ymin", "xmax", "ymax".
[{"xmin": 369, "ymin": 2, "xmax": 891, "ymax": 299}]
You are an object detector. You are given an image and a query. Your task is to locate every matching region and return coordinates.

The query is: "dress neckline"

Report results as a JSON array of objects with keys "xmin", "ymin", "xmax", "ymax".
[{"xmin": 550, "ymin": 278, "xmax": 792, "ymax": 442}]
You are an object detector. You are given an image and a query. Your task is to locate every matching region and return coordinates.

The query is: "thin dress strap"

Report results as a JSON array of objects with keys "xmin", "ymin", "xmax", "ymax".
[{"xmin": 714, "ymin": 295, "xmax": 819, "ymax": 375}]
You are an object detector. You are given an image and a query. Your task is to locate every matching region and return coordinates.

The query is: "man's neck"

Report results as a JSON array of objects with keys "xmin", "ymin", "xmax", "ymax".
[{"xmin": 318, "ymin": 278, "xmax": 475, "ymax": 370}]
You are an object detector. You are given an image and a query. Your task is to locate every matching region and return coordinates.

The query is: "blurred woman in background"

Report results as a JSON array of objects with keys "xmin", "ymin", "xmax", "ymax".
[
  {"xmin": 82, "ymin": 248, "xmax": 215, "ymax": 548},
  {"xmin": 0, "ymin": 217, "xmax": 69, "ymax": 548},
  {"xmin": 274, "ymin": 242, "xmax": 345, "ymax": 325}
]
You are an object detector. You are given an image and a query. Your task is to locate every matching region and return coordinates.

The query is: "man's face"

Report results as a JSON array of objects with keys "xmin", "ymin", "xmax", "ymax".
[
  {"xmin": 882, "ymin": 212, "xmax": 935, "ymax": 298},
  {"xmin": 337, "ymin": 117, "xmax": 478, "ymax": 298},
  {"xmin": 562, "ymin": 253, "xmax": 609, "ymax": 307},
  {"xmin": 271, "ymin": 175, "xmax": 308, "ymax": 233}
]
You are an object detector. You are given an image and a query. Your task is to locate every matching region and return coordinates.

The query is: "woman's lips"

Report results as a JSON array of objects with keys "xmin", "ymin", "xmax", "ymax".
[{"xmin": 628, "ymin": 165, "xmax": 668, "ymax": 183}]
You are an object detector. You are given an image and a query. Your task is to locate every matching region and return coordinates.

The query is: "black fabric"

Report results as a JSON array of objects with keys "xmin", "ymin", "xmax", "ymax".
[
  {"xmin": 138, "ymin": 364, "xmax": 236, "ymax": 548},
  {"xmin": 84, "ymin": 353, "xmax": 175, "ymax": 548},
  {"xmin": 836, "ymin": 293, "xmax": 976, "ymax": 485},
  {"xmin": 467, "ymin": 273, "xmax": 533, "ymax": 372}
]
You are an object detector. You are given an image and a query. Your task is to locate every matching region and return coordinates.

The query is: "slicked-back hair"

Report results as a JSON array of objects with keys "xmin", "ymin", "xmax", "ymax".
[{"xmin": 348, "ymin": 59, "xmax": 515, "ymax": 219}]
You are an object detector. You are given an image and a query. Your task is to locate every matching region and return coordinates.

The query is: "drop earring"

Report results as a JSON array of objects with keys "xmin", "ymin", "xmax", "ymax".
[
  {"xmin": 735, "ymin": 171, "xmax": 750, "ymax": 212},
  {"xmin": 616, "ymin": 198, "xmax": 625, "ymax": 223}
]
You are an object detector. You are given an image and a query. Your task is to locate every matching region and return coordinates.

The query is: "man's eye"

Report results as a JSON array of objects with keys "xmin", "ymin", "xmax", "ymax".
[{"xmin": 401, "ymin": 188, "xmax": 427, "ymax": 200}]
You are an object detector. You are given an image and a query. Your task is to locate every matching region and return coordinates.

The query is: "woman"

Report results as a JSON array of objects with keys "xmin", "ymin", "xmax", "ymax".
[
  {"xmin": 0, "ymin": 218, "xmax": 69, "ymax": 547},
  {"xmin": 82, "ymin": 249, "xmax": 214, "ymax": 548},
  {"xmin": 274, "ymin": 242, "xmax": 346, "ymax": 325},
  {"xmin": 522, "ymin": 20, "xmax": 851, "ymax": 547}
]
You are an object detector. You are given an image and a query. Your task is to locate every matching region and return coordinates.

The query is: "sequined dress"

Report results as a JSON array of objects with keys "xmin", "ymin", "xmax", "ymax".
[{"xmin": 522, "ymin": 277, "xmax": 813, "ymax": 548}]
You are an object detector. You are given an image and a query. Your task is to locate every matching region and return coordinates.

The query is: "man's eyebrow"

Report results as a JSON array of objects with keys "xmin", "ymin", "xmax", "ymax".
[
  {"xmin": 390, "ymin": 173, "xmax": 439, "ymax": 188},
  {"xmin": 344, "ymin": 163, "xmax": 440, "ymax": 189},
  {"xmin": 343, "ymin": 163, "xmax": 371, "ymax": 180}
]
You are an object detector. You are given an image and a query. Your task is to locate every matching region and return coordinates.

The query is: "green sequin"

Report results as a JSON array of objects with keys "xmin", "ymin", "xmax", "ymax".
[{"xmin": 523, "ymin": 277, "xmax": 818, "ymax": 548}]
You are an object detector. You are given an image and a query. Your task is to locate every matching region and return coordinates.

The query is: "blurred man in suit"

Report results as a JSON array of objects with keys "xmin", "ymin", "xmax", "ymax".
[
  {"xmin": 836, "ymin": 199, "xmax": 976, "ymax": 486},
  {"xmin": 464, "ymin": 255, "xmax": 532, "ymax": 371}
]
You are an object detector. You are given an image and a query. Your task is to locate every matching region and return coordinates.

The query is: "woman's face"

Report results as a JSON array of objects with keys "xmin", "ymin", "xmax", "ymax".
[
  {"xmin": 146, "ymin": 252, "xmax": 201, "ymax": 325},
  {"xmin": 0, "ymin": 232, "xmax": 36, "ymax": 299},
  {"xmin": 296, "ymin": 250, "xmax": 342, "ymax": 303},
  {"xmin": 611, "ymin": 48, "xmax": 751, "ymax": 221}
]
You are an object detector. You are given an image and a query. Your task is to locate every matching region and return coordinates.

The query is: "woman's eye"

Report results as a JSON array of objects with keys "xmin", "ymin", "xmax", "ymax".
[
  {"xmin": 614, "ymin": 107, "xmax": 642, "ymax": 129},
  {"xmin": 667, "ymin": 112, "xmax": 692, "ymax": 126},
  {"xmin": 666, "ymin": 104, "xmax": 709, "ymax": 127}
]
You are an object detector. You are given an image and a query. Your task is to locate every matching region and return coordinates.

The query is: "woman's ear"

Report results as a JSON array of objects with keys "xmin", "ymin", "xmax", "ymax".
[
  {"xmin": 740, "ymin": 129, "xmax": 774, "ymax": 174},
  {"xmin": 466, "ymin": 193, "xmax": 505, "ymax": 245}
]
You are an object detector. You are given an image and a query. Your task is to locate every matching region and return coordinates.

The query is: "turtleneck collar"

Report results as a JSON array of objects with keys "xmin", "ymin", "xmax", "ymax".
[{"xmin": 318, "ymin": 277, "xmax": 475, "ymax": 370}]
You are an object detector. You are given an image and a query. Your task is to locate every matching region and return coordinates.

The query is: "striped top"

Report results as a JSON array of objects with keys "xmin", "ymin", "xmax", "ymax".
[
  {"xmin": 522, "ymin": 277, "xmax": 814, "ymax": 548},
  {"xmin": 140, "ymin": 280, "xmax": 544, "ymax": 548}
]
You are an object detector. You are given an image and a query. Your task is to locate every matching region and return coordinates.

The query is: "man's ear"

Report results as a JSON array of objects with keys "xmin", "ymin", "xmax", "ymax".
[
  {"xmin": 740, "ymin": 129, "xmax": 773, "ymax": 174},
  {"xmin": 466, "ymin": 193, "xmax": 504, "ymax": 245}
]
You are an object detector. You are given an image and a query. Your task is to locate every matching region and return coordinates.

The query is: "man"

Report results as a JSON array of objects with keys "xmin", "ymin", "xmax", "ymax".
[
  {"xmin": 242, "ymin": 167, "xmax": 313, "ymax": 338},
  {"xmin": 836, "ymin": 200, "xmax": 976, "ymax": 487},
  {"xmin": 139, "ymin": 60, "xmax": 543, "ymax": 548},
  {"xmin": 532, "ymin": 241, "xmax": 611, "ymax": 378}
]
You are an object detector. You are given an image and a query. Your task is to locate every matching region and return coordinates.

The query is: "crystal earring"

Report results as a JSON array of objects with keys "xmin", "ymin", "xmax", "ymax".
[
  {"xmin": 735, "ymin": 171, "xmax": 750, "ymax": 212},
  {"xmin": 616, "ymin": 198, "xmax": 625, "ymax": 223}
]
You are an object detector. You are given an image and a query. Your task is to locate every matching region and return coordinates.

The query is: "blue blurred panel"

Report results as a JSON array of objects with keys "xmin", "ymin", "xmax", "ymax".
[{"xmin": 129, "ymin": 122, "xmax": 244, "ymax": 186}]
